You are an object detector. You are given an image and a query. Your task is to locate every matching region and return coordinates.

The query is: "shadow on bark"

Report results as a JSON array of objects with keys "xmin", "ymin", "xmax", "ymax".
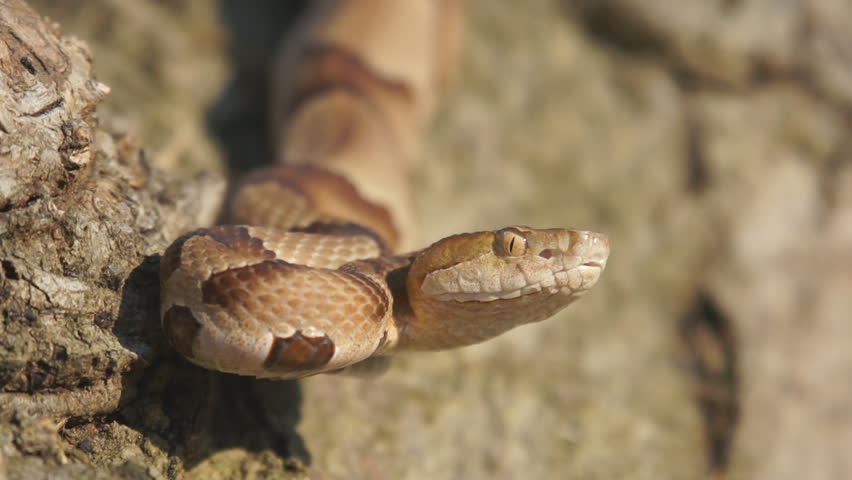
[{"xmin": 114, "ymin": 258, "xmax": 311, "ymax": 470}]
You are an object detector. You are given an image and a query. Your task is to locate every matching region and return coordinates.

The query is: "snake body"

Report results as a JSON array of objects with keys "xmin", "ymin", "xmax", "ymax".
[{"xmin": 159, "ymin": 1, "xmax": 609, "ymax": 379}]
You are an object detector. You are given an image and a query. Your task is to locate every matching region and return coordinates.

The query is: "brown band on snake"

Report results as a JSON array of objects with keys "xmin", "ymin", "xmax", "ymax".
[
  {"xmin": 284, "ymin": 43, "xmax": 414, "ymax": 121},
  {"xmin": 200, "ymin": 259, "xmax": 295, "ymax": 309},
  {"xmin": 160, "ymin": 226, "xmax": 275, "ymax": 285},
  {"xmin": 277, "ymin": 43, "xmax": 415, "ymax": 167},
  {"xmin": 263, "ymin": 330, "xmax": 336, "ymax": 373},
  {"xmin": 171, "ymin": 224, "xmax": 274, "ymax": 264},
  {"xmin": 202, "ymin": 225, "xmax": 278, "ymax": 259},
  {"xmin": 162, "ymin": 305, "xmax": 201, "ymax": 359},
  {"xmin": 232, "ymin": 165, "xmax": 399, "ymax": 250},
  {"xmin": 337, "ymin": 264, "xmax": 390, "ymax": 323}
]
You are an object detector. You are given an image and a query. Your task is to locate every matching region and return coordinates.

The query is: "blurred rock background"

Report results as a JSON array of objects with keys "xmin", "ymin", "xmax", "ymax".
[{"xmin": 5, "ymin": 0, "xmax": 851, "ymax": 479}]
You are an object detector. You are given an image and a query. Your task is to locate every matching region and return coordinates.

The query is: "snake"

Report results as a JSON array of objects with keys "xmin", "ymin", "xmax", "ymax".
[{"xmin": 158, "ymin": 0, "xmax": 609, "ymax": 379}]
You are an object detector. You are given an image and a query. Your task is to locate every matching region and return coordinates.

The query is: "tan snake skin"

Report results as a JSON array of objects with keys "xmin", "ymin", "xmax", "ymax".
[{"xmin": 159, "ymin": 0, "xmax": 609, "ymax": 379}]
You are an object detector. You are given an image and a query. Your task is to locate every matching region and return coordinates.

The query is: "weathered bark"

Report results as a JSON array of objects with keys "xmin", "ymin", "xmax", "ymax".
[{"xmin": 0, "ymin": 1, "xmax": 244, "ymax": 478}]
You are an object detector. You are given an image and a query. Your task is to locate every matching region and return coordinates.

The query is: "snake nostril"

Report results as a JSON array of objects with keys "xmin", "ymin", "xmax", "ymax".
[{"xmin": 539, "ymin": 249, "xmax": 555, "ymax": 259}]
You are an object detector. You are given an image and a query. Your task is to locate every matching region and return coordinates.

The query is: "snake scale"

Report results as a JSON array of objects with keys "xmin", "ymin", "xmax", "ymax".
[{"xmin": 159, "ymin": 0, "xmax": 609, "ymax": 379}]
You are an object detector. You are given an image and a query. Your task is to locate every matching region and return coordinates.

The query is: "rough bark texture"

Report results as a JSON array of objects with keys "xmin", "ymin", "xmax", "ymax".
[
  {"xmin": 0, "ymin": 0, "xmax": 230, "ymax": 478},
  {"xmin": 1, "ymin": 0, "xmax": 851, "ymax": 479}
]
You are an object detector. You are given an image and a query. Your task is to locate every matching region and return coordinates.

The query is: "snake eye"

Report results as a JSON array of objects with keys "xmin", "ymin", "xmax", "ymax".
[{"xmin": 498, "ymin": 229, "xmax": 527, "ymax": 257}]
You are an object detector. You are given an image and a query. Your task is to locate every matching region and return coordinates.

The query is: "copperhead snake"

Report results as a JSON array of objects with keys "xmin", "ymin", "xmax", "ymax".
[{"xmin": 159, "ymin": 0, "xmax": 609, "ymax": 379}]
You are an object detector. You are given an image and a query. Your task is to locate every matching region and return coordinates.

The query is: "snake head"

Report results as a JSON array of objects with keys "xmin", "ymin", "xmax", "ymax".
[
  {"xmin": 415, "ymin": 226, "xmax": 609, "ymax": 303},
  {"xmin": 401, "ymin": 226, "xmax": 609, "ymax": 349}
]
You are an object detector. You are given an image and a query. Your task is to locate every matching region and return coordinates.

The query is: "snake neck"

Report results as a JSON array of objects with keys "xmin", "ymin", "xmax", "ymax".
[
  {"xmin": 359, "ymin": 252, "xmax": 501, "ymax": 353},
  {"xmin": 383, "ymin": 254, "xmax": 575, "ymax": 352},
  {"xmin": 340, "ymin": 253, "xmax": 418, "ymax": 355}
]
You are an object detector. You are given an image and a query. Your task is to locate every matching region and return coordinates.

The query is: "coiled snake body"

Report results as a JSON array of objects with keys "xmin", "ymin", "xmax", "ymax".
[{"xmin": 159, "ymin": 1, "xmax": 609, "ymax": 379}]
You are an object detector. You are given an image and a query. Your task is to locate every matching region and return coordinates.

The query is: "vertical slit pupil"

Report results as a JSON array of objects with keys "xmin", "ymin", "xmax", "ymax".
[{"xmin": 509, "ymin": 237, "xmax": 515, "ymax": 253}]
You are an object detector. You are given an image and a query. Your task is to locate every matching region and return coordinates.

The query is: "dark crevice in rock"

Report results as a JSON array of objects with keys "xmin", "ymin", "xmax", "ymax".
[
  {"xmin": 566, "ymin": 0, "xmax": 669, "ymax": 57},
  {"xmin": 2, "ymin": 260, "xmax": 21, "ymax": 280},
  {"xmin": 19, "ymin": 55, "xmax": 37, "ymax": 74},
  {"xmin": 679, "ymin": 290, "xmax": 740, "ymax": 475},
  {"xmin": 27, "ymin": 97, "xmax": 64, "ymax": 117},
  {"xmin": 685, "ymin": 117, "xmax": 709, "ymax": 193}
]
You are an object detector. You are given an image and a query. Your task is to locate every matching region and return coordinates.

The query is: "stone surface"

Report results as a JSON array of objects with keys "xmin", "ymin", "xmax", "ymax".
[{"xmin": 3, "ymin": 0, "xmax": 850, "ymax": 479}]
